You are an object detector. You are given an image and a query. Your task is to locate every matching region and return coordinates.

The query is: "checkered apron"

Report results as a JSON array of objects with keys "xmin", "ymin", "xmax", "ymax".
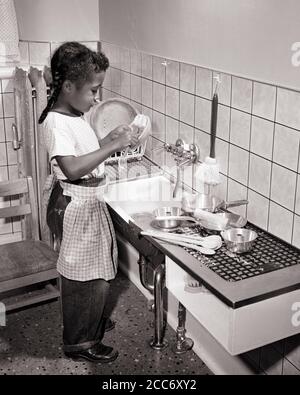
[{"xmin": 56, "ymin": 179, "xmax": 118, "ymax": 282}]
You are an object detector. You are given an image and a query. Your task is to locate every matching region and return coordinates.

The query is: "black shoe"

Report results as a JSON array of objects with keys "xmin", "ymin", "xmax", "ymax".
[
  {"xmin": 65, "ymin": 343, "xmax": 118, "ymax": 363},
  {"xmin": 104, "ymin": 317, "xmax": 116, "ymax": 332}
]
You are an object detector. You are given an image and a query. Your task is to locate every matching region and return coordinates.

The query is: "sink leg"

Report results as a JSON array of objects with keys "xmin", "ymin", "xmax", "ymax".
[
  {"xmin": 172, "ymin": 302, "xmax": 194, "ymax": 354},
  {"xmin": 149, "ymin": 264, "xmax": 168, "ymax": 350}
]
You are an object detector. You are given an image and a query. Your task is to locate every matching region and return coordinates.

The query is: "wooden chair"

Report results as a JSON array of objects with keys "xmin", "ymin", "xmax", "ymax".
[{"xmin": 0, "ymin": 176, "xmax": 59, "ymax": 312}]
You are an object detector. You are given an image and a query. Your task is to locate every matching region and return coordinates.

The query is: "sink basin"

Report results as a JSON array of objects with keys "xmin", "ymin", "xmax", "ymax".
[{"xmin": 104, "ymin": 175, "xmax": 182, "ymax": 225}]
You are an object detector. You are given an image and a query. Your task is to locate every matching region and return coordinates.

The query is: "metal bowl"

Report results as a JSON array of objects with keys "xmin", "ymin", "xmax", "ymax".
[
  {"xmin": 153, "ymin": 207, "xmax": 183, "ymax": 229},
  {"xmin": 221, "ymin": 228, "xmax": 258, "ymax": 254},
  {"xmin": 201, "ymin": 212, "xmax": 247, "ymax": 232}
]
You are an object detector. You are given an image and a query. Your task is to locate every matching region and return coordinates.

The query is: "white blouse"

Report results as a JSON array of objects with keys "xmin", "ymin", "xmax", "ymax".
[{"xmin": 42, "ymin": 111, "xmax": 105, "ymax": 180}]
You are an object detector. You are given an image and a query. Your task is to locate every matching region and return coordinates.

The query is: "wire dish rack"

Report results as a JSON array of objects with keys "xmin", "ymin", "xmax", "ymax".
[{"xmin": 88, "ymin": 98, "xmax": 149, "ymax": 164}]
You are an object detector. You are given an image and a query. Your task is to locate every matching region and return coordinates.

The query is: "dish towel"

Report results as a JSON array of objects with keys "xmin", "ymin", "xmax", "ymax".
[{"xmin": 0, "ymin": 0, "xmax": 20, "ymax": 64}]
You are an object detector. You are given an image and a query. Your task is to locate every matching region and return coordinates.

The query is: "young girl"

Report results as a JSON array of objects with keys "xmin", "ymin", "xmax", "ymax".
[{"xmin": 40, "ymin": 42, "xmax": 138, "ymax": 363}]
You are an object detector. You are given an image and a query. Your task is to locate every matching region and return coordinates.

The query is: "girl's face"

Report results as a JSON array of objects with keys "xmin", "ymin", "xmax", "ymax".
[{"xmin": 69, "ymin": 71, "xmax": 106, "ymax": 113}]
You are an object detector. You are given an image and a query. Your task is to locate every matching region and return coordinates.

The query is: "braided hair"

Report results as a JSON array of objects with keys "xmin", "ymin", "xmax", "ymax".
[{"xmin": 39, "ymin": 42, "xmax": 109, "ymax": 124}]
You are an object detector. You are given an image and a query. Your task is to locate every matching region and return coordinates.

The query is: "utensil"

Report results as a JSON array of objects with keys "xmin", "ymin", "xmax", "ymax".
[
  {"xmin": 153, "ymin": 207, "xmax": 184, "ymax": 229},
  {"xmin": 200, "ymin": 212, "xmax": 247, "ymax": 232},
  {"xmin": 221, "ymin": 228, "xmax": 258, "ymax": 254},
  {"xmin": 141, "ymin": 230, "xmax": 222, "ymax": 250},
  {"xmin": 197, "ymin": 194, "xmax": 248, "ymax": 213},
  {"xmin": 141, "ymin": 232, "xmax": 216, "ymax": 255}
]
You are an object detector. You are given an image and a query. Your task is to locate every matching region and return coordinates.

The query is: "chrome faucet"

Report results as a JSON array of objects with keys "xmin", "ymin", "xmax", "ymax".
[{"xmin": 164, "ymin": 139, "xmax": 200, "ymax": 198}]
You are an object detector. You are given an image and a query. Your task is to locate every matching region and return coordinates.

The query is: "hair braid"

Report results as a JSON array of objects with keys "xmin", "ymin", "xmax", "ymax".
[
  {"xmin": 39, "ymin": 42, "xmax": 110, "ymax": 124},
  {"xmin": 38, "ymin": 71, "xmax": 64, "ymax": 124}
]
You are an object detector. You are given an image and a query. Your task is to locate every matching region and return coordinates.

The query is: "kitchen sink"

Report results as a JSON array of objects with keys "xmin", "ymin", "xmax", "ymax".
[{"xmin": 104, "ymin": 175, "xmax": 182, "ymax": 224}]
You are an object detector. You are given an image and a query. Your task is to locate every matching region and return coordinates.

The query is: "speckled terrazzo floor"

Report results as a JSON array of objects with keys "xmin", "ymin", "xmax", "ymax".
[{"xmin": 0, "ymin": 271, "xmax": 212, "ymax": 375}]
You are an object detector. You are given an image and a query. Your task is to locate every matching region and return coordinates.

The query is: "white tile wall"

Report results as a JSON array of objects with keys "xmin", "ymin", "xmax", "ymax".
[
  {"xmin": 131, "ymin": 75, "xmax": 142, "ymax": 104},
  {"xmin": 250, "ymin": 116, "xmax": 274, "ymax": 160},
  {"xmin": 166, "ymin": 87, "xmax": 179, "ymax": 119},
  {"xmin": 232, "ymin": 76, "xmax": 253, "ymax": 113},
  {"xmin": 230, "ymin": 109, "xmax": 251, "ymax": 150},
  {"xmin": 180, "ymin": 91, "xmax": 194, "ymax": 126},
  {"xmin": 153, "ymin": 56, "xmax": 166, "ymax": 84},
  {"xmin": 228, "ymin": 145, "xmax": 249, "ymax": 186},
  {"xmin": 180, "ymin": 63, "xmax": 195, "ymax": 94},
  {"xmin": 152, "ymin": 111, "xmax": 165, "ymax": 141},
  {"xmin": 120, "ymin": 71, "xmax": 130, "ymax": 98},
  {"xmin": 141, "ymin": 78, "xmax": 152, "ymax": 108},
  {"xmin": 273, "ymin": 124, "xmax": 300, "ymax": 171},
  {"xmin": 253, "ymin": 82, "xmax": 276, "ymax": 121},
  {"xmin": 28, "ymin": 42, "xmax": 51, "ymax": 66},
  {"xmin": 130, "ymin": 49, "xmax": 142, "ymax": 76},
  {"xmin": 120, "ymin": 47, "xmax": 130, "ymax": 72},
  {"xmin": 249, "ymin": 154, "xmax": 272, "ymax": 197},
  {"xmin": 141, "ymin": 53, "xmax": 153, "ymax": 80},
  {"xmin": 269, "ymin": 201, "xmax": 294, "ymax": 243},
  {"xmin": 247, "ymin": 189, "xmax": 269, "ymax": 230},
  {"xmin": 277, "ymin": 88, "xmax": 300, "ymax": 131},
  {"xmin": 213, "ymin": 72, "xmax": 231, "ymax": 106},
  {"xmin": 195, "ymin": 96, "xmax": 211, "ymax": 133},
  {"xmin": 196, "ymin": 67, "xmax": 212, "ymax": 99},
  {"xmin": 0, "ymin": 119, "xmax": 5, "ymax": 142},
  {"xmin": 217, "ymin": 104, "xmax": 230, "ymax": 141},
  {"xmin": 227, "ymin": 178, "xmax": 248, "ymax": 217},
  {"xmin": 296, "ymin": 176, "xmax": 300, "ymax": 215},
  {"xmin": 271, "ymin": 164, "xmax": 297, "ymax": 211},
  {"xmin": 153, "ymin": 82, "xmax": 165, "ymax": 113},
  {"xmin": 166, "ymin": 60, "xmax": 179, "ymax": 89},
  {"xmin": 293, "ymin": 215, "xmax": 300, "ymax": 249}
]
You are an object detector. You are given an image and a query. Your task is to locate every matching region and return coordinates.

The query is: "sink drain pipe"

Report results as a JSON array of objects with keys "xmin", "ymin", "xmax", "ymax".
[
  {"xmin": 172, "ymin": 302, "xmax": 194, "ymax": 354},
  {"xmin": 138, "ymin": 254, "xmax": 168, "ymax": 350}
]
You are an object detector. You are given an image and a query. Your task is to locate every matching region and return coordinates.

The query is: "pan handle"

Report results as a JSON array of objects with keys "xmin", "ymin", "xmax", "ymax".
[{"xmin": 224, "ymin": 200, "xmax": 248, "ymax": 209}]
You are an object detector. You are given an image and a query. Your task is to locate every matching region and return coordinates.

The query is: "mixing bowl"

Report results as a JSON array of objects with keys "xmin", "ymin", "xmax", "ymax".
[
  {"xmin": 221, "ymin": 228, "xmax": 258, "ymax": 254},
  {"xmin": 153, "ymin": 207, "xmax": 183, "ymax": 229}
]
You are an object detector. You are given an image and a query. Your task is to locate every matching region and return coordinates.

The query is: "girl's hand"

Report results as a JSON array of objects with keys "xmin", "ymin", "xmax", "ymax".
[
  {"xmin": 107, "ymin": 125, "xmax": 131, "ymax": 142},
  {"xmin": 114, "ymin": 129, "xmax": 139, "ymax": 151}
]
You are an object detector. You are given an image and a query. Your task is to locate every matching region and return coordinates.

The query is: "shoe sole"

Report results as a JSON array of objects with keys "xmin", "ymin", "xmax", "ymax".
[{"xmin": 65, "ymin": 351, "xmax": 118, "ymax": 364}]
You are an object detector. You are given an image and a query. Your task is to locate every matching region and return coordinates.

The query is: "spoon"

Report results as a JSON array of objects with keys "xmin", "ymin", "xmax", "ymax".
[
  {"xmin": 142, "ymin": 230, "xmax": 222, "ymax": 250},
  {"xmin": 154, "ymin": 236, "xmax": 216, "ymax": 255},
  {"xmin": 141, "ymin": 231, "xmax": 218, "ymax": 253}
]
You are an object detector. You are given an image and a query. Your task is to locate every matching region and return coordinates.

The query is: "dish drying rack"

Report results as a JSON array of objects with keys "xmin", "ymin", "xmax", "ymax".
[{"xmin": 88, "ymin": 97, "xmax": 149, "ymax": 164}]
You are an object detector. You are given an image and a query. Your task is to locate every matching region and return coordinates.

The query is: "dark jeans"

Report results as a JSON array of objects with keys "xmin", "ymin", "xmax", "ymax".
[
  {"xmin": 47, "ymin": 181, "xmax": 70, "ymax": 242},
  {"xmin": 61, "ymin": 275, "xmax": 110, "ymax": 352},
  {"xmin": 47, "ymin": 181, "xmax": 111, "ymax": 352}
]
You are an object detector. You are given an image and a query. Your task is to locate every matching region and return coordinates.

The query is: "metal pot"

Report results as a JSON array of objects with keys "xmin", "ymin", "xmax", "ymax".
[
  {"xmin": 221, "ymin": 228, "xmax": 258, "ymax": 254},
  {"xmin": 196, "ymin": 194, "xmax": 248, "ymax": 213},
  {"xmin": 200, "ymin": 212, "xmax": 247, "ymax": 232}
]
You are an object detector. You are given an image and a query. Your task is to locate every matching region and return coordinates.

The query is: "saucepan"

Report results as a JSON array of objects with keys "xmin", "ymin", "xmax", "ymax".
[
  {"xmin": 182, "ymin": 192, "xmax": 248, "ymax": 214},
  {"xmin": 197, "ymin": 195, "xmax": 248, "ymax": 213}
]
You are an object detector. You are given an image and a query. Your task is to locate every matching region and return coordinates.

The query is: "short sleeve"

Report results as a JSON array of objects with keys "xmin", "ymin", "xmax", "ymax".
[{"xmin": 44, "ymin": 127, "xmax": 76, "ymax": 160}]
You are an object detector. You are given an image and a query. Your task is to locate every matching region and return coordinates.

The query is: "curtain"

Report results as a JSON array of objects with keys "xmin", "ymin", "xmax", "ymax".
[{"xmin": 0, "ymin": 0, "xmax": 20, "ymax": 64}]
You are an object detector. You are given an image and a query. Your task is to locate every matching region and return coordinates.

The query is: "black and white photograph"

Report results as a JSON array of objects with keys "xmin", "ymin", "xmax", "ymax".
[{"xmin": 0, "ymin": 0, "xmax": 300, "ymax": 378}]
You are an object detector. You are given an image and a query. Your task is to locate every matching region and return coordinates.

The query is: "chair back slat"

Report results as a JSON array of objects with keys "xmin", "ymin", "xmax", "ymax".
[
  {"xmin": 0, "ymin": 177, "xmax": 40, "ymax": 241},
  {"xmin": 0, "ymin": 178, "xmax": 29, "ymax": 197},
  {"xmin": 0, "ymin": 204, "xmax": 31, "ymax": 219}
]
